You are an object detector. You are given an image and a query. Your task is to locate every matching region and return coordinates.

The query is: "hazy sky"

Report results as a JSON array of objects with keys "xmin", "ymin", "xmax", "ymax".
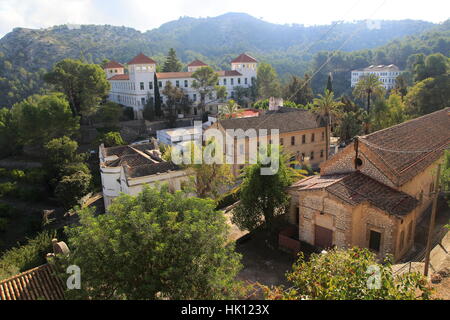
[{"xmin": 0, "ymin": 0, "xmax": 448, "ymax": 38}]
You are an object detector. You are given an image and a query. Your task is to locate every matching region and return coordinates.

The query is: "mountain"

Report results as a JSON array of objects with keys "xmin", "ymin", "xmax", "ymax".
[{"xmin": 0, "ymin": 12, "xmax": 443, "ymax": 107}]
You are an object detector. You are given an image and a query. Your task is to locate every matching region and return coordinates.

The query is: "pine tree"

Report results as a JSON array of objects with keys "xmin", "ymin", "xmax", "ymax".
[{"xmin": 162, "ymin": 48, "xmax": 182, "ymax": 72}]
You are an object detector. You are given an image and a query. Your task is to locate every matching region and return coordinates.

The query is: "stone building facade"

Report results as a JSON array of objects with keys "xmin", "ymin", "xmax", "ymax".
[{"xmin": 288, "ymin": 108, "xmax": 450, "ymax": 261}]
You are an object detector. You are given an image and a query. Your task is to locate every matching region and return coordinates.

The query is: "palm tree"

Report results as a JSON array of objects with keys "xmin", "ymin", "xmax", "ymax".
[
  {"xmin": 218, "ymin": 100, "xmax": 240, "ymax": 119},
  {"xmin": 313, "ymin": 90, "xmax": 343, "ymax": 160},
  {"xmin": 352, "ymin": 74, "xmax": 385, "ymax": 113}
]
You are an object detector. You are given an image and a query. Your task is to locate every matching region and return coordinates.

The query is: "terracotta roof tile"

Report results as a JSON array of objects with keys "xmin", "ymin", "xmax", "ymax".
[
  {"xmin": 108, "ymin": 74, "xmax": 130, "ymax": 81},
  {"xmin": 294, "ymin": 172, "xmax": 419, "ymax": 217},
  {"xmin": 156, "ymin": 70, "xmax": 242, "ymax": 79},
  {"xmin": 104, "ymin": 61, "xmax": 124, "ymax": 69},
  {"xmin": 188, "ymin": 59, "xmax": 208, "ymax": 67},
  {"xmin": 0, "ymin": 264, "xmax": 64, "ymax": 300},
  {"xmin": 128, "ymin": 53, "xmax": 157, "ymax": 65},
  {"xmin": 359, "ymin": 107, "xmax": 450, "ymax": 185},
  {"xmin": 231, "ymin": 53, "xmax": 258, "ymax": 63}
]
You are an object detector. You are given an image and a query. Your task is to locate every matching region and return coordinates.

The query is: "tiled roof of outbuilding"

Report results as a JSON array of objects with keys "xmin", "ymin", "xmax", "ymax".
[
  {"xmin": 359, "ymin": 107, "xmax": 450, "ymax": 185},
  {"xmin": 0, "ymin": 264, "xmax": 64, "ymax": 300}
]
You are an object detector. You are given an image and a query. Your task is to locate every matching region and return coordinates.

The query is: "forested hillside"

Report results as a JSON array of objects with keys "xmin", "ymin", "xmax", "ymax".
[{"xmin": 0, "ymin": 12, "xmax": 447, "ymax": 108}]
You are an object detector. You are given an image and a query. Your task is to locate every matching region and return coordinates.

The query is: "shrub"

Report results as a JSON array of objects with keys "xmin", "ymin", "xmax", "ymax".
[
  {"xmin": 55, "ymin": 171, "xmax": 92, "ymax": 208},
  {"xmin": 9, "ymin": 169, "xmax": 26, "ymax": 181},
  {"xmin": 216, "ymin": 187, "xmax": 241, "ymax": 210},
  {"xmin": 0, "ymin": 168, "xmax": 9, "ymax": 178},
  {"xmin": 0, "ymin": 231, "xmax": 56, "ymax": 280},
  {"xmin": 96, "ymin": 131, "xmax": 125, "ymax": 147},
  {"xmin": 0, "ymin": 182, "xmax": 18, "ymax": 197}
]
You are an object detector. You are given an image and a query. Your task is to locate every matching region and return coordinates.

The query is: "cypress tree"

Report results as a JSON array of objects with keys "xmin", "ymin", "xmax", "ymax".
[
  {"xmin": 154, "ymin": 73, "xmax": 163, "ymax": 118},
  {"xmin": 326, "ymin": 73, "xmax": 333, "ymax": 93}
]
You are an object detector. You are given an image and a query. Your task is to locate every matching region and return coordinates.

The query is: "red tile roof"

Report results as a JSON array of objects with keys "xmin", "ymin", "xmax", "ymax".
[
  {"xmin": 188, "ymin": 59, "xmax": 207, "ymax": 67},
  {"xmin": 359, "ymin": 107, "xmax": 450, "ymax": 185},
  {"xmin": 231, "ymin": 53, "xmax": 258, "ymax": 63},
  {"xmin": 108, "ymin": 74, "xmax": 130, "ymax": 81},
  {"xmin": 156, "ymin": 70, "xmax": 241, "ymax": 79},
  {"xmin": 0, "ymin": 264, "xmax": 65, "ymax": 300},
  {"xmin": 128, "ymin": 53, "xmax": 157, "ymax": 65},
  {"xmin": 104, "ymin": 61, "xmax": 124, "ymax": 69}
]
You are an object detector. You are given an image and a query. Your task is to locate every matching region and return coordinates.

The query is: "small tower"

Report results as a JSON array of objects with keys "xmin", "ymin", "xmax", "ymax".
[
  {"xmin": 104, "ymin": 61, "xmax": 125, "ymax": 79},
  {"xmin": 188, "ymin": 59, "xmax": 208, "ymax": 72},
  {"xmin": 231, "ymin": 53, "xmax": 258, "ymax": 79},
  {"xmin": 127, "ymin": 53, "xmax": 157, "ymax": 82}
]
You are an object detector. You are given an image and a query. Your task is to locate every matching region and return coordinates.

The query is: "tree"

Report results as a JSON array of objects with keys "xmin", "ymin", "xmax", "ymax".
[
  {"xmin": 143, "ymin": 94, "xmax": 156, "ymax": 121},
  {"xmin": 192, "ymin": 66, "xmax": 220, "ymax": 115},
  {"xmin": 219, "ymin": 100, "xmax": 240, "ymax": 119},
  {"xmin": 0, "ymin": 108, "xmax": 20, "ymax": 158},
  {"xmin": 283, "ymin": 75, "xmax": 313, "ymax": 106},
  {"xmin": 97, "ymin": 131, "xmax": 125, "ymax": 148},
  {"xmin": 44, "ymin": 59, "xmax": 110, "ymax": 117},
  {"xmin": 153, "ymin": 73, "xmax": 163, "ymax": 118},
  {"xmin": 413, "ymin": 53, "xmax": 449, "ymax": 82},
  {"xmin": 264, "ymin": 247, "xmax": 432, "ymax": 300},
  {"xmin": 312, "ymin": 90, "xmax": 343, "ymax": 160},
  {"xmin": 162, "ymin": 48, "xmax": 182, "ymax": 72},
  {"xmin": 352, "ymin": 74, "xmax": 385, "ymax": 113},
  {"xmin": 56, "ymin": 186, "xmax": 243, "ymax": 300},
  {"xmin": 231, "ymin": 148, "xmax": 295, "ymax": 234},
  {"xmin": 55, "ymin": 171, "xmax": 92, "ymax": 209},
  {"xmin": 11, "ymin": 94, "xmax": 80, "ymax": 148},
  {"xmin": 96, "ymin": 102, "xmax": 123, "ymax": 128},
  {"xmin": 162, "ymin": 81, "xmax": 189, "ymax": 125},
  {"xmin": 405, "ymin": 75, "xmax": 450, "ymax": 116},
  {"xmin": 256, "ymin": 62, "xmax": 281, "ymax": 99},
  {"xmin": 336, "ymin": 111, "xmax": 364, "ymax": 144},
  {"xmin": 326, "ymin": 73, "xmax": 333, "ymax": 93},
  {"xmin": 394, "ymin": 74, "xmax": 409, "ymax": 99}
]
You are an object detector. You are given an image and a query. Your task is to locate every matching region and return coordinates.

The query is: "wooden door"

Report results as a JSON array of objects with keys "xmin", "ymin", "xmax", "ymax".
[{"xmin": 314, "ymin": 225, "xmax": 333, "ymax": 249}]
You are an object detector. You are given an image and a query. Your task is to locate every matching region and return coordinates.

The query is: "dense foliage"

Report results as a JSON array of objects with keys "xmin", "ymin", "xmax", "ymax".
[
  {"xmin": 264, "ymin": 247, "xmax": 432, "ymax": 300},
  {"xmin": 56, "ymin": 186, "xmax": 243, "ymax": 300}
]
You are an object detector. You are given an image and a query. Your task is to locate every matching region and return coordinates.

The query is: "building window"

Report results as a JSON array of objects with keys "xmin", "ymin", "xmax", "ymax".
[
  {"xmin": 176, "ymin": 80, "xmax": 180, "ymax": 88},
  {"xmin": 280, "ymin": 138, "xmax": 284, "ymax": 146},
  {"xmin": 193, "ymin": 94, "xmax": 197, "ymax": 102},
  {"xmin": 238, "ymin": 78, "xmax": 241, "ymax": 85},
  {"xmin": 291, "ymin": 136, "xmax": 295, "ymax": 146},
  {"xmin": 158, "ymin": 81, "xmax": 162, "ymax": 88},
  {"xmin": 231, "ymin": 78, "xmax": 234, "ymax": 85},
  {"xmin": 302, "ymin": 135, "xmax": 306, "ymax": 144},
  {"xmin": 320, "ymin": 150, "xmax": 324, "ymax": 158},
  {"xmin": 149, "ymin": 82, "xmax": 153, "ymax": 90},
  {"xmin": 140, "ymin": 82, "xmax": 144, "ymax": 90},
  {"xmin": 310, "ymin": 151, "xmax": 314, "ymax": 160},
  {"xmin": 311, "ymin": 133, "xmax": 315, "ymax": 142},
  {"xmin": 369, "ymin": 230, "xmax": 381, "ymax": 252},
  {"xmin": 245, "ymin": 78, "xmax": 248, "ymax": 85},
  {"xmin": 141, "ymin": 97, "xmax": 146, "ymax": 105},
  {"xmin": 184, "ymin": 80, "xmax": 188, "ymax": 88},
  {"xmin": 223, "ymin": 79, "xmax": 227, "ymax": 85}
]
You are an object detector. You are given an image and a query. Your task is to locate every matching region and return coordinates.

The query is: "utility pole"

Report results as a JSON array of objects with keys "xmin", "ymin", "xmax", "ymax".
[{"xmin": 423, "ymin": 163, "xmax": 441, "ymax": 277}]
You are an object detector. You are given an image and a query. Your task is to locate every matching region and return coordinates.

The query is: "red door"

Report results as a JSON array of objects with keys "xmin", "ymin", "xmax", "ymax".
[{"xmin": 314, "ymin": 225, "xmax": 333, "ymax": 249}]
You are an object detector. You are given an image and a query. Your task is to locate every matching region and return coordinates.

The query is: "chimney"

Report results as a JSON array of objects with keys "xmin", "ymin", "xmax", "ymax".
[{"xmin": 269, "ymin": 97, "xmax": 283, "ymax": 111}]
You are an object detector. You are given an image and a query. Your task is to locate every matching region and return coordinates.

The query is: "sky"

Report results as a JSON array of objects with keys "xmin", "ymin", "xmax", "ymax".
[{"xmin": 0, "ymin": 0, "xmax": 449, "ymax": 38}]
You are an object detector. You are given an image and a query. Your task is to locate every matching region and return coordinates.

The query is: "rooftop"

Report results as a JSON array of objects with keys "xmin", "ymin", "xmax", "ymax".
[
  {"xmin": 359, "ymin": 107, "xmax": 450, "ymax": 185},
  {"xmin": 231, "ymin": 53, "xmax": 258, "ymax": 63},
  {"xmin": 0, "ymin": 264, "xmax": 64, "ymax": 300},
  {"xmin": 291, "ymin": 172, "xmax": 419, "ymax": 217},
  {"xmin": 127, "ymin": 53, "xmax": 157, "ymax": 65},
  {"xmin": 217, "ymin": 108, "xmax": 325, "ymax": 134},
  {"xmin": 188, "ymin": 59, "xmax": 208, "ymax": 67},
  {"xmin": 353, "ymin": 64, "xmax": 401, "ymax": 72},
  {"xmin": 104, "ymin": 60, "xmax": 124, "ymax": 69}
]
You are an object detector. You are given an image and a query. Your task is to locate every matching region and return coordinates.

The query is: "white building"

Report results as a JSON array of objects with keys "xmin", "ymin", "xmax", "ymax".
[
  {"xmin": 99, "ymin": 141, "xmax": 192, "ymax": 210},
  {"xmin": 104, "ymin": 53, "xmax": 258, "ymax": 119},
  {"xmin": 156, "ymin": 126, "xmax": 202, "ymax": 146},
  {"xmin": 351, "ymin": 64, "xmax": 403, "ymax": 90}
]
